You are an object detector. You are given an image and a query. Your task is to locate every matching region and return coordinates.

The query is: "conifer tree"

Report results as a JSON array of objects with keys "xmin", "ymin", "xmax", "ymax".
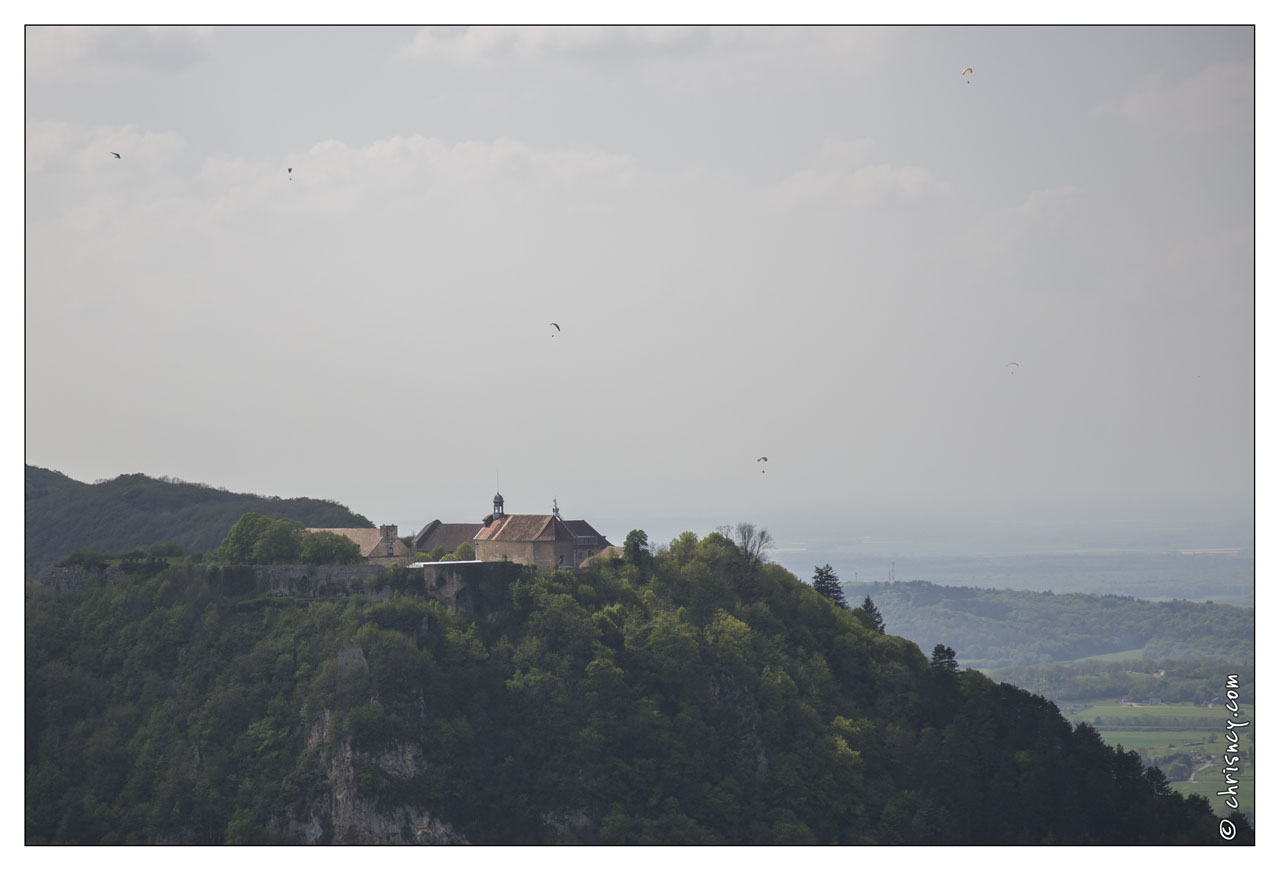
[
  {"xmin": 859, "ymin": 595, "xmax": 886, "ymax": 633},
  {"xmin": 930, "ymin": 644, "xmax": 959, "ymax": 673},
  {"xmin": 812, "ymin": 564, "xmax": 847, "ymax": 609}
]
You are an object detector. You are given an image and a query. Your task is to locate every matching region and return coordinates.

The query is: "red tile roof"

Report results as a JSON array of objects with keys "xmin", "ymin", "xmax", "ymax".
[
  {"xmin": 414, "ymin": 520, "xmax": 483, "ymax": 553},
  {"xmin": 474, "ymin": 514, "xmax": 577, "ymax": 543}
]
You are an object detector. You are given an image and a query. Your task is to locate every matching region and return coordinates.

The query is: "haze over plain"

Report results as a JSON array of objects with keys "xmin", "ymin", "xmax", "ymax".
[{"xmin": 24, "ymin": 25, "xmax": 1255, "ymax": 558}]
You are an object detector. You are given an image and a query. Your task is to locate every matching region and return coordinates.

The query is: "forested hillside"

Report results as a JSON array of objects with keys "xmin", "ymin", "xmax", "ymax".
[
  {"xmin": 845, "ymin": 580, "xmax": 1254, "ymax": 668},
  {"xmin": 24, "ymin": 466, "xmax": 373, "ymax": 577},
  {"xmin": 26, "ymin": 529, "xmax": 1247, "ymax": 845}
]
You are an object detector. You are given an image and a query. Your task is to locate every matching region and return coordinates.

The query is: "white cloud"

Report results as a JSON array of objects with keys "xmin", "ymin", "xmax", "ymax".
[
  {"xmin": 777, "ymin": 137, "xmax": 951, "ymax": 207},
  {"xmin": 25, "ymin": 120, "xmax": 71, "ymax": 173},
  {"xmin": 27, "ymin": 25, "xmax": 214, "ymax": 76},
  {"xmin": 402, "ymin": 25, "xmax": 709, "ymax": 61},
  {"xmin": 282, "ymin": 135, "xmax": 641, "ymax": 204},
  {"xmin": 25, "ymin": 121, "xmax": 191, "ymax": 176},
  {"xmin": 400, "ymin": 24, "xmax": 900, "ymax": 78},
  {"xmin": 1115, "ymin": 59, "xmax": 1253, "ymax": 135}
]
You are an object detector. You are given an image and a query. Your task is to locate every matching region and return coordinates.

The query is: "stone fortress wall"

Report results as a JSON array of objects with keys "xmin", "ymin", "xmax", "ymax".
[{"xmin": 36, "ymin": 560, "xmax": 530, "ymax": 619}]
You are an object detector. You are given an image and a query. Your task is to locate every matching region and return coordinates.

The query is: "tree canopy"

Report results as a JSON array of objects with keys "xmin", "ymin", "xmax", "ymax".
[
  {"xmin": 215, "ymin": 513, "xmax": 362, "ymax": 565},
  {"xmin": 26, "ymin": 528, "xmax": 1244, "ymax": 845}
]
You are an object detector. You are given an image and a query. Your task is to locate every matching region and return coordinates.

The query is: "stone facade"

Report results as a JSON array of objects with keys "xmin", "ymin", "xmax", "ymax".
[
  {"xmin": 468, "ymin": 493, "xmax": 611, "ymax": 571},
  {"xmin": 307, "ymin": 524, "xmax": 413, "ymax": 567}
]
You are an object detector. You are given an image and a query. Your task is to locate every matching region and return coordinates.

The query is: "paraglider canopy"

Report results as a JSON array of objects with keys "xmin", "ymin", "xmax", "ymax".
[{"xmin": 962, "ymin": 67, "xmax": 973, "ymax": 83}]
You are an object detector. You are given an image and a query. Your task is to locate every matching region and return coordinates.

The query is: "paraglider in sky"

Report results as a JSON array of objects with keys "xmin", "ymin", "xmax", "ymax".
[
  {"xmin": 109, "ymin": 152, "xmax": 121, "ymax": 159},
  {"xmin": 288, "ymin": 167, "xmax": 292, "ymax": 180},
  {"xmin": 550, "ymin": 322, "xmax": 560, "ymax": 337},
  {"xmin": 1006, "ymin": 362, "xmax": 1019, "ymax": 374},
  {"xmin": 962, "ymin": 67, "xmax": 973, "ymax": 83},
  {"xmin": 757, "ymin": 456, "xmax": 768, "ymax": 473}
]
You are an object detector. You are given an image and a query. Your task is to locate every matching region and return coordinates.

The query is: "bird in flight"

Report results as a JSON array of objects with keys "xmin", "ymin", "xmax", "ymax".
[{"xmin": 109, "ymin": 152, "xmax": 121, "ymax": 159}]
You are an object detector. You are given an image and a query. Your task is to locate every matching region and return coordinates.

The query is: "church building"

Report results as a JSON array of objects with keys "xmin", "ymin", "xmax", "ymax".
[{"xmin": 469, "ymin": 492, "xmax": 612, "ymax": 571}]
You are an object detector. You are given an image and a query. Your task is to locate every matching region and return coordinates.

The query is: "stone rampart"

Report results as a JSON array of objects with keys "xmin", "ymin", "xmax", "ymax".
[{"xmin": 36, "ymin": 560, "xmax": 529, "ymax": 620}]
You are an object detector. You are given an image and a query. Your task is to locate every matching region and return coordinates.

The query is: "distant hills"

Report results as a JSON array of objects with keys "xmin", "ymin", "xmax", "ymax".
[
  {"xmin": 845, "ymin": 580, "xmax": 1254, "ymax": 669},
  {"xmin": 24, "ymin": 465, "xmax": 373, "ymax": 578}
]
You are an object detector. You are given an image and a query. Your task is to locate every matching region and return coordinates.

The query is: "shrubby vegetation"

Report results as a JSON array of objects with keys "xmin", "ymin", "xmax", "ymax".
[
  {"xmin": 25, "ymin": 466, "xmax": 373, "ymax": 577},
  {"xmin": 844, "ymin": 580, "xmax": 1254, "ymax": 667},
  {"xmin": 26, "ymin": 529, "xmax": 1248, "ymax": 845}
]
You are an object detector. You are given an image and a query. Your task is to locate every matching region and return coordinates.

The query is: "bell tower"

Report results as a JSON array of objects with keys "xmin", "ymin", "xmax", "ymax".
[{"xmin": 493, "ymin": 491, "xmax": 505, "ymax": 517}]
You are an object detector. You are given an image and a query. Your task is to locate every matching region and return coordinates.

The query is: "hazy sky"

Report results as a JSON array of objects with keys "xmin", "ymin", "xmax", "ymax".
[{"xmin": 23, "ymin": 23, "xmax": 1257, "ymax": 554}]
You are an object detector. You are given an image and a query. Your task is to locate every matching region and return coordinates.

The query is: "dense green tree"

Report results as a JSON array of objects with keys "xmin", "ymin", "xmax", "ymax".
[
  {"xmin": 812, "ymin": 564, "xmax": 847, "ymax": 609},
  {"xmin": 931, "ymin": 644, "xmax": 959, "ymax": 673},
  {"xmin": 251, "ymin": 519, "xmax": 305, "ymax": 564},
  {"xmin": 300, "ymin": 530, "xmax": 363, "ymax": 565},
  {"xmin": 858, "ymin": 595, "xmax": 886, "ymax": 633},
  {"xmin": 216, "ymin": 513, "xmax": 273, "ymax": 563},
  {"xmin": 623, "ymin": 529, "xmax": 651, "ymax": 568}
]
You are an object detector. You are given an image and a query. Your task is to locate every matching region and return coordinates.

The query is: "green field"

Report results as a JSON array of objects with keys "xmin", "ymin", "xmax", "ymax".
[
  {"xmin": 1071, "ymin": 701, "xmax": 1254, "ymax": 821},
  {"xmin": 1066, "ymin": 647, "xmax": 1148, "ymax": 664},
  {"xmin": 1173, "ymin": 778, "xmax": 1254, "ymax": 822},
  {"xmin": 1077, "ymin": 702, "xmax": 1253, "ymax": 724},
  {"xmin": 1096, "ymin": 730, "xmax": 1224, "ymax": 751}
]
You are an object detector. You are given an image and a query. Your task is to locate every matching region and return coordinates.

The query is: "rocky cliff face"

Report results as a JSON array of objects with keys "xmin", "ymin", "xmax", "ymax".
[{"xmin": 280, "ymin": 649, "xmax": 469, "ymax": 845}]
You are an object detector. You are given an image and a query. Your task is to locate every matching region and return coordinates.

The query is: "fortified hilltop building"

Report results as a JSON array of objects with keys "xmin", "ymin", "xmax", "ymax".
[
  {"xmin": 418, "ymin": 492, "xmax": 614, "ymax": 572},
  {"xmin": 316, "ymin": 492, "xmax": 614, "ymax": 572}
]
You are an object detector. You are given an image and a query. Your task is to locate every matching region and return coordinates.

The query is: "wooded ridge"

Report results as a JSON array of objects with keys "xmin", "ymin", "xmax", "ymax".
[
  {"xmin": 25, "ymin": 466, "xmax": 372, "ymax": 578},
  {"xmin": 26, "ymin": 529, "xmax": 1249, "ymax": 845}
]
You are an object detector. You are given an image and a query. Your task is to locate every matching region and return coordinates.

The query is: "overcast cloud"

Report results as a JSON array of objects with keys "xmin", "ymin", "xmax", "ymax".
[{"xmin": 24, "ymin": 24, "xmax": 1255, "ymax": 555}]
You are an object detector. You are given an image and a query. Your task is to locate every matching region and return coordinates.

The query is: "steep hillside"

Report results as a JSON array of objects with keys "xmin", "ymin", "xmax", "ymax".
[
  {"xmin": 24, "ymin": 466, "xmax": 373, "ymax": 577},
  {"xmin": 845, "ymin": 580, "xmax": 1254, "ymax": 668},
  {"xmin": 25, "ymin": 530, "xmax": 1248, "ymax": 845}
]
